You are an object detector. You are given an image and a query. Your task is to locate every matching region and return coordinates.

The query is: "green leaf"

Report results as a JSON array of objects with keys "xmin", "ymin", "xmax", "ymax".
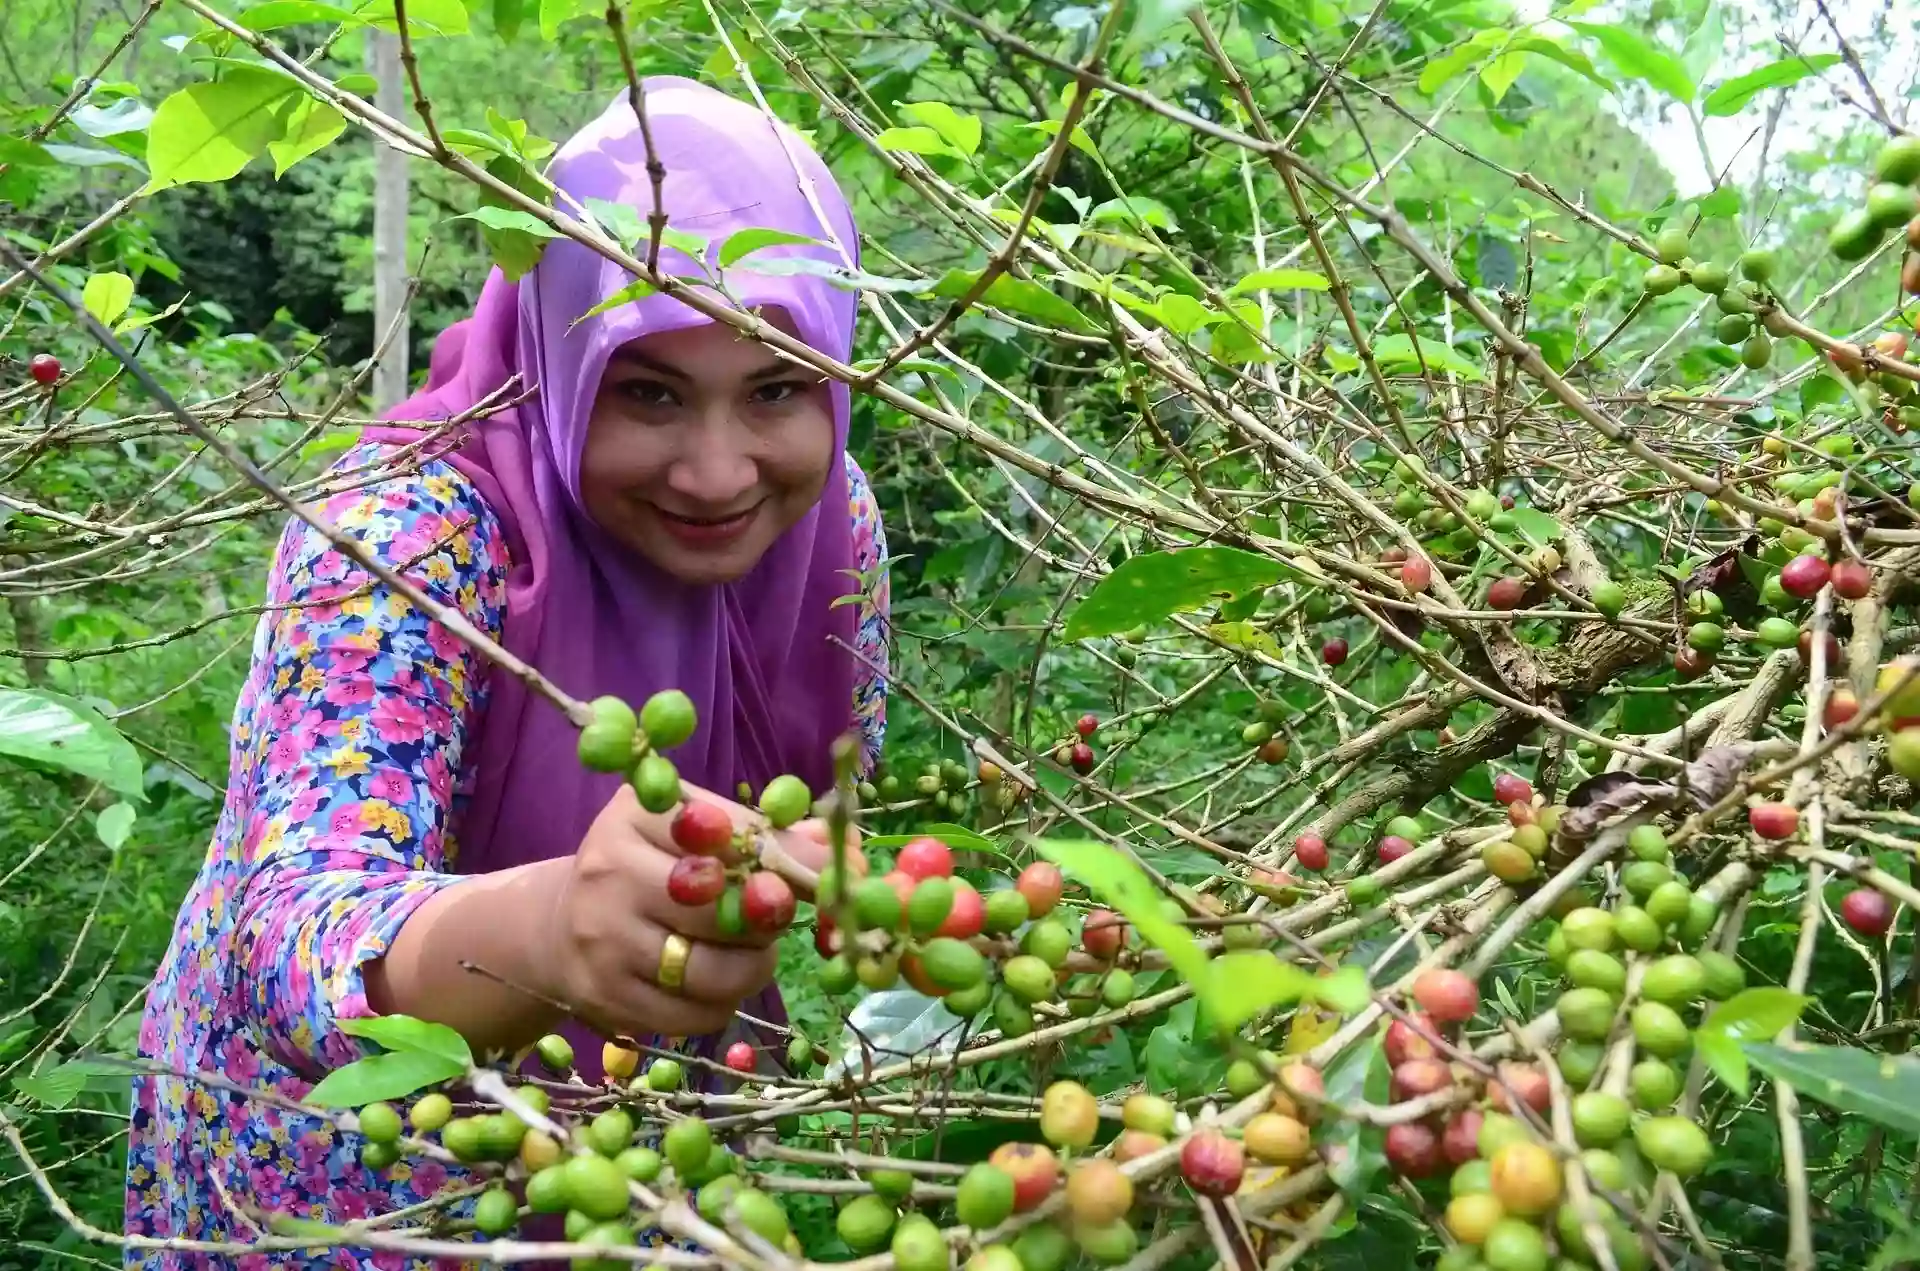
[
  {"xmin": 717, "ymin": 227, "xmax": 824, "ymax": 269},
  {"xmin": 1127, "ymin": 0, "xmax": 1198, "ymax": 47},
  {"xmin": 1369, "ymin": 333, "xmax": 1484, "ymax": 381},
  {"xmin": 1064, "ymin": 547, "xmax": 1285, "ymax": 640},
  {"xmin": 1418, "ymin": 29, "xmax": 1509, "ymax": 95},
  {"xmin": 928, "ymin": 268, "xmax": 1095, "ymax": 333},
  {"xmin": 896, "ymin": 101, "xmax": 981, "ymax": 157},
  {"xmin": 1088, "ymin": 196, "xmax": 1179, "ymax": 234},
  {"xmin": 0, "ymin": 687, "xmax": 145, "ymax": 799},
  {"xmin": 1145, "ymin": 293, "xmax": 1221, "ymax": 338},
  {"xmin": 1743, "ymin": 1042, "xmax": 1920, "ymax": 1135},
  {"xmin": 267, "ymin": 93, "xmax": 346, "ymax": 177},
  {"xmin": 144, "ymin": 67, "xmax": 299, "ymax": 190},
  {"xmin": 1567, "ymin": 22, "xmax": 1694, "ymax": 101},
  {"xmin": 538, "ymin": 0, "xmax": 589, "ymax": 39},
  {"xmin": 115, "ymin": 295, "xmax": 187, "ymax": 337},
  {"xmin": 1203, "ymin": 953, "xmax": 1315, "ymax": 1031},
  {"xmin": 336, "ymin": 1014, "xmax": 472, "ymax": 1068},
  {"xmin": 1228, "ymin": 267, "xmax": 1330, "ymax": 295},
  {"xmin": 1503, "ymin": 507, "xmax": 1562, "ymax": 547},
  {"xmin": 12, "ymin": 1058, "xmax": 125, "ymax": 1110},
  {"xmin": 1032, "ymin": 838, "xmax": 1212, "ymax": 1006},
  {"xmin": 1022, "ymin": 118, "xmax": 1099, "ymax": 159},
  {"xmin": 863, "ymin": 823, "xmax": 1001, "ymax": 855},
  {"xmin": 1702, "ymin": 54, "xmax": 1842, "ymax": 116},
  {"xmin": 1479, "ymin": 50, "xmax": 1529, "ymax": 102},
  {"xmin": 1692, "ymin": 183, "xmax": 1741, "ymax": 220},
  {"xmin": 576, "ymin": 278, "xmax": 657, "ymax": 324},
  {"xmin": 455, "ymin": 205, "xmax": 561, "ymax": 239},
  {"xmin": 873, "ymin": 126, "xmax": 963, "ymax": 160},
  {"xmin": 1206, "ymin": 620, "xmax": 1283, "ymax": 661},
  {"xmin": 1312, "ymin": 965, "xmax": 1372, "ymax": 1014},
  {"xmin": 95, "ymin": 802, "xmax": 136, "ymax": 851},
  {"xmin": 82, "ymin": 272, "xmax": 135, "ymax": 328},
  {"xmin": 236, "ymin": 1, "xmax": 354, "ymax": 31},
  {"xmin": 732, "ymin": 256, "xmax": 930, "ymax": 294},
  {"xmin": 356, "ymin": 0, "xmax": 470, "ymax": 35},
  {"xmin": 1509, "ymin": 37, "xmax": 1615, "ymax": 93},
  {"xmin": 1323, "ymin": 1034, "xmax": 1390, "ymax": 1200},
  {"xmin": 1695, "ymin": 988, "xmax": 1809, "ymax": 1096},
  {"xmin": 305, "ymin": 1050, "xmax": 468, "ymax": 1108}
]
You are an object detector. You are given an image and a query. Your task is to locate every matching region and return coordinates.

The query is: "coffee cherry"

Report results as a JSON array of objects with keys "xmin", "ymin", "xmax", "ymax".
[
  {"xmin": 1446, "ymin": 1192, "xmax": 1504, "ymax": 1246},
  {"xmin": 1411, "ymin": 968, "xmax": 1479, "ymax": 1023},
  {"xmin": 644, "ymin": 1057, "xmax": 683, "ymax": 1091},
  {"xmin": 1781, "ymin": 554, "xmax": 1831, "ymax": 598},
  {"xmin": 28, "ymin": 353, "xmax": 60, "ymax": 385},
  {"xmin": 1799, "ymin": 628, "xmax": 1842, "ymax": 670},
  {"xmin": 1442, "ymin": 1109, "xmax": 1483, "ymax": 1166},
  {"xmin": 1075, "ymin": 713, "xmax": 1099, "ymax": 738},
  {"xmin": 1064, "ymin": 1159, "xmax": 1133, "ymax": 1226},
  {"xmin": 938, "ymin": 882, "xmax": 985, "ymax": 939},
  {"xmin": 1257, "ymin": 737, "xmax": 1289, "ymax": 765},
  {"xmin": 1830, "ymin": 559, "xmax": 1872, "ymax": 598},
  {"xmin": 1243, "ymin": 1112, "xmax": 1311, "ymax": 1165},
  {"xmin": 1112, "ymin": 1129, "xmax": 1165, "ymax": 1162},
  {"xmin": 670, "ymin": 801, "xmax": 733, "ymax": 856},
  {"xmin": 1180, "ymin": 1129, "xmax": 1245, "ymax": 1196},
  {"xmin": 1488, "ymin": 1062, "xmax": 1550, "ymax": 1115},
  {"xmin": 603, "ymin": 1042, "xmax": 640, "ymax": 1081},
  {"xmin": 1040, "ymin": 1080, "xmax": 1099, "ymax": 1149},
  {"xmin": 1490, "ymin": 772, "xmax": 1532, "ymax": 807},
  {"xmin": 1384, "ymin": 1122, "xmax": 1443, "ymax": 1178},
  {"xmin": 1390, "ymin": 1057, "xmax": 1451, "ymax": 1102},
  {"xmin": 1383, "ymin": 1012, "xmax": 1439, "ymax": 1065},
  {"xmin": 1082, "ymin": 909, "xmax": 1127, "ymax": 960},
  {"xmin": 1322, "ymin": 638, "xmax": 1349, "ymax": 667},
  {"xmin": 741, "ymin": 871, "xmax": 796, "ymax": 932},
  {"xmin": 1842, "ymin": 888, "xmax": 1896, "ymax": 937},
  {"xmin": 837, "ymin": 1194, "xmax": 897, "ymax": 1253},
  {"xmin": 1487, "ymin": 577, "xmax": 1527, "ymax": 610},
  {"xmin": 1748, "ymin": 801, "xmax": 1799, "ymax": 840},
  {"xmin": 758, "ymin": 774, "xmax": 811, "ymax": 829},
  {"xmin": 1377, "ymin": 834, "xmax": 1413, "ymax": 864},
  {"xmin": 1016, "ymin": 862, "xmax": 1064, "ymax": 917},
  {"xmin": 1400, "ymin": 554, "xmax": 1433, "ymax": 593},
  {"xmin": 640, "ymin": 688, "xmax": 697, "ymax": 749},
  {"xmin": 1293, "ymin": 833, "xmax": 1329, "ymax": 870},
  {"xmin": 1489, "ymin": 1140, "xmax": 1561, "ymax": 1216},
  {"xmin": 988, "ymin": 1142, "xmax": 1059, "ymax": 1212},
  {"xmin": 891, "ymin": 1214, "xmax": 950, "ymax": 1271},
  {"xmin": 1673, "ymin": 647, "xmax": 1713, "ymax": 680},
  {"xmin": 722, "ymin": 1041, "xmax": 755, "ymax": 1074},
  {"xmin": 897, "ymin": 836, "xmax": 955, "ymax": 880},
  {"xmin": 1069, "ymin": 742, "xmax": 1095, "ymax": 774},
  {"xmin": 955, "ymin": 1162, "xmax": 1017, "ymax": 1230},
  {"xmin": 667, "ymin": 855, "xmax": 727, "ymax": 906},
  {"xmin": 1632, "ymin": 1115, "xmax": 1712, "ymax": 1178}
]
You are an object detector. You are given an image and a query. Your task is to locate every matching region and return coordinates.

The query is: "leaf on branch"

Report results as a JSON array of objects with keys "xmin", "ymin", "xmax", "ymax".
[
  {"xmin": 896, "ymin": 101, "xmax": 981, "ymax": 157},
  {"xmin": 1088, "ymin": 196, "xmax": 1180, "ymax": 234},
  {"xmin": 575, "ymin": 279, "xmax": 658, "ymax": 325},
  {"xmin": 717, "ymin": 227, "xmax": 825, "ymax": 269},
  {"xmin": 305, "ymin": 1050, "xmax": 469, "ymax": 1108},
  {"xmin": 863, "ymin": 823, "xmax": 1001, "ymax": 855},
  {"xmin": 1369, "ymin": 333, "xmax": 1484, "ymax": 381},
  {"xmin": 1032, "ymin": 838, "xmax": 1213, "ymax": 1005},
  {"xmin": 0, "ymin": 687, "xmax": 145, "ymax": 799},
  {"xmin": 1743, "ymin": 1042, "xmax": 1920, "ymax": 1136},
  {"xmin": 1206, "ymin": 621, "xmax": 1283, "ymax": 661},
  {"xmin": 236, "ymin": 1, "xmax": 355, "ymax": 32},
  {"xmin": 337, "ymin": 1014, "xmax": 472, "ymax": 1068},
  {"xmin": 1322, "ymin": 1033, "xmax": 1389, "ymax": 1201},
  {"xmin": 95, "ymin": 802, "xmax": 137, "ymax": 852},
  {"xmin": 1701, "ymin": 54, "xmax": 1842, "ymax": 116},
  {"xmin": 1695, "ymin": 988, "xmax": 1809, "ymax": 1096},
  {"xmin": 1202, "ymin": 952, "xmax": 1316, "ymax": 1031},
  {"xmin": 268, "ymin": 93, "xmax": 346, "ymax": 178},
  {"xmin": 82, "ymin": 272, "xmax": 135, "ymax": 328},
  {"xmin": 873, "ymin": 126, "xmax": 966, "ymax": 160},
  {"xmin": 1228, "ymin": 268, "xmax": 1330, "ymax": 295},
  {"xmin": 1064, "ymin": 547, "xmax": 1286, "ymax": 640},
  {"xmin": 733, "ymin": 256, "xmax": 930, "ymax": 294},
  {"xmin": 928, "ymin": 268, "xmax": 1096, "ymax": 333},
  {"xmin": 355, "ymin": 0, "xmax": 471, "ymax": 36},
  {"xmin": 1567, "ymin": 22, "xmax": 1694, "ymax": 101},
  {"xmin": 1023, "ymin": 118, "xmax": 1099, "ymax": 160},
  {"xmin": 1502, "ymin": 507, "xmax": 1562, "ymax": 547},
  {"xmin": 143, "ymin": 67, "xmax": 301, "ymax": 191}
]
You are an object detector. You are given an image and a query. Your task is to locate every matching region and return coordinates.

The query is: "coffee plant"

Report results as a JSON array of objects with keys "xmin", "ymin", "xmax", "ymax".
[{"xmin": 9, "ymin": 1, "xmax": 1920, "ymax": 1269}]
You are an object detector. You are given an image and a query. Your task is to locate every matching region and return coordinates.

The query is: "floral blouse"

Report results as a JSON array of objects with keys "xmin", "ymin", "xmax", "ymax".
[{"xmin": 123, "ymin": 443, "xmax": 889, "ymax": 1268}]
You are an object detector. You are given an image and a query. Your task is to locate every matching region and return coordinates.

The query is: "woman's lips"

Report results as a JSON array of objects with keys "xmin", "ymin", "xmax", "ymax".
[{"xmin": 652, "ymin": 502, "xmax": 762, "ymax": 548}]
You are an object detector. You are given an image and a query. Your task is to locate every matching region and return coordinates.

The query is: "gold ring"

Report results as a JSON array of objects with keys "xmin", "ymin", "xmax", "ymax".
[{"xmin": 657, "ymin": 933, "xmax": 692, "ymax": 992}]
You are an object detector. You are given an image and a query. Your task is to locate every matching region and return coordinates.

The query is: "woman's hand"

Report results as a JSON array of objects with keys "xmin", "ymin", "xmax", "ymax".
[{"xmin": 534, "ymin": 782, "xmax": 867, "ymax": 1042}]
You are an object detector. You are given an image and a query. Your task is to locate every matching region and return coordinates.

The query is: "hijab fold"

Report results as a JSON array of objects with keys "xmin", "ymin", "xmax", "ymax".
[{"xmin": 363, "ymin": 77, "xmax": 862, "ymax": 1079}]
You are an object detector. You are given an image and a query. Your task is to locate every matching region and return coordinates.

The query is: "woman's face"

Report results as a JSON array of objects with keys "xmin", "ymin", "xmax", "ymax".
[{"xmin": 579, "ymin": 310, "xmax": 835, "ymax": 585}]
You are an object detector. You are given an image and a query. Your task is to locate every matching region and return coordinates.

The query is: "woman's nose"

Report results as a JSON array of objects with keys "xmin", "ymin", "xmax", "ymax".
[{"xmin": 666, "ymin": 411, "xmax": 758, "ymax": 507}]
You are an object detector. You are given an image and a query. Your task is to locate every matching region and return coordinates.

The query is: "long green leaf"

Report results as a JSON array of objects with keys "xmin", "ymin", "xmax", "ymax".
[
  {"xmin": 337, "ymin": 1015, "xmax": 472, "ymax": 1068},
  {"xmin": 1743, "ymin": 1042, "xmax": 1920, "ymax": 1136},
  {"xmin": 1031, "ymin": 839, "xmax": 1212, "ymax": 1006},
  {"xmin": 1702, "ymin": 54, "xmax": 1841, "ymax": 116},
  {"xmin": 1063, "ymin": 547, "xmax": 1286, "ymax": 640},
  {"xmin": 1694, "ymin": 988, "xmax": 1808, "ymax": 1096},
  {"xmin": 305, "ymin": 1050, "xmax": 468, "ymax": 1108},
  {"xmin": 81, "ymin": 272, "xmax": 134, "ymax": 327},
  {"xmin": 0, "ymin": 687, "xmax": 145, "ymax": 799},
  {"xmin": 1567, "ymin": 22, "xmax": 1694, "ymax": 101},
  {"xmin": 144, "ymin": 67, "xmax": 299, "ymax": 190}
]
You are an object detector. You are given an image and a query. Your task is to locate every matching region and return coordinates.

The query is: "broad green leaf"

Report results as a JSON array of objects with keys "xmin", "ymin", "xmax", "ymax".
[
  {"xmin": 1206, "ymin": 620, "xmax": 1283, "ymax": 660},
  {"xmin": 928, "ymin": 268, "xmax": 1095, "ymax": 333},
  {"xmin": 1744, "ymin": 1042, "xmax": 1920, "ymax": 1135},
  {"xmin": 493, "ymin": 0, "xmax": 528, "ymax": 40},
  {"xmin": 862, "ymin": 823, "xmax": 1001, "ymax": 855},
  {"xmin": 576, "ymin": 278, "xmax": 657, "ymax": 324},
  {"xmin": 717, "ymin": 227, "xmax": 824, "ymax": 269},
  {"xmin": 1032, "ymin": 838, "xmax": 1212, "ymax": 1005},
  {"xmin": 12, "ymin": 1058, "xmax": 125, "ymax": 1110},
  {"xmin": 144, "ymin": 67, "xmax": 299, "ymax": 190},
  {"xmin": 1702, "ymin": 54, "xmax": 1842, "ymax": 116},
  {"xmin": 356, "ymin": 0, "xmax": 470, "ymax": 35},
  {"xmin": 1146, "ymin": 293, "xmax": 1221, "ymax": 338},
  {"xmin": 1127, "ymin": 0, "xmax": 1198, "ymax": 47},
  {"xmin": 337, "ymin": 1014, "xmax": 472, "ymax": 1067},
  {"xmin": 0, "ymin": 687, "xmax": 144, "ymax": 799},
  {"xmin": 1568, "ymin": 22, "xmax": 1694, "ymax": 101},
  {"xmin": 1312, "ymin": 965, "xmax": 1371, "ymax": 1014},
  {"xmin": 1509, "ymin": 37, "xmax": 1615, "ymax": 92},
  {"xmin": 95, "ymin": 802, "xmax": 136, "ymax": 851},
  {"xmin": 1023, "ymin": 118, "xmax": 1098, "ymax": 159},
  {"xmin": 300, "ymin": 427, "xmax": 362, "ymax": 463},
  {"xmin": 538, "ymin": 0, "xmax": 589, "ymax": 39},
  {"xmin": 1696, "ymin": 989, "xmax": 1809, "ymax": 1096},
  {"xmin": 732, "ymin": 256, "xmax": 930, "ymax": 294},
  {"xmin": 1323, "ymin": 1034, "xmax": 1390, "ymax": 1200},
  {"xmin": 1228, "ymin": 267, "xmax": 1330, "ymax": 295},
  {"xmin": 82, "ymin": 272, "xmax": 135, "ymax": 328},
  {"xmin": 305, "ymin": 1050, "xmax": 468, "ymax": 1107},
  {"xmin": 896, "ymin": 101, "xmax": 981, "ymax": 156},
  {"xmin": 1479, "ymin": 51, "xmax": 1528, "ymax": 102},
  {"xmin": 1204, "ymin": 952, "xmax": 1315, "ymax": 1031},
  {"xmin": 115, "ymin": 295, "xmax": 187, "ymax": 336},
  {"xmin": 267, "ymin": 93, "xmax": 346, "ymax": 177},
  {"xmin": 1418, "ymin": 29, "xmax": 1509, "ymax": 95},
  {"xmin": 1503, "ymin": 507, "xmax": 1562, "ymax": 546},
  {"xmin": 1089, "ymin": 196, "xmax": 1179, "ymax": 234},
  {"xmin": 873, "ymin": 126, "xmax": 963, "ymax": 160},
  {"xmin": 236, "ymin": 1, "xmax": 353, "ymax": 30},
  {"xmin": 1064, "ymin": 547, "xmax": 1285, "ymax": 640},
  {"xmin": 1692, "ymin": 184, "xmax": 1741, "ymax": 220},
  {"xmin": 455, "ymin": 205, "xmax": 561, "ymax": 239},
  {"xmin": 1370, "ymin": 333, "xmax": 1484, "ymax": 381}
]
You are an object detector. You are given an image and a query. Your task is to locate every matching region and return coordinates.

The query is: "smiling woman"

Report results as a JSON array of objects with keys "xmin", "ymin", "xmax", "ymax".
[{"xmin": 124, "ymin": 76, "xmax": 889, "ymax": 1266}]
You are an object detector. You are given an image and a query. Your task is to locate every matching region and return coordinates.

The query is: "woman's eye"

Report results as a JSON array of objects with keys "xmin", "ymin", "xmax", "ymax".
[
  {"xmin": 752, "ymin": 381, "xmax": 804, "ymax": 405},
  {"xmin": 621, "ymin": 380, "xmax": 679, "ymax": 407}
]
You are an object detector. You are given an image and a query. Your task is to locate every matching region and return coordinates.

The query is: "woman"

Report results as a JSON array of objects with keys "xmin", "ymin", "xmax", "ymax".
[{"xmin": 124, "ymin": 77, "xmax": 888, "ymax": 1266}]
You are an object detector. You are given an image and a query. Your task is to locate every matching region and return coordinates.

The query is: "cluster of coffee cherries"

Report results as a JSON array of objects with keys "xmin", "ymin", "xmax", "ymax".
[
  {"xmin": 1239, "ymin": 699, "xmax": 1292, "ymax": 766},
  {"xmin": 1050, "ymin": 713, "xmax": 1100, "ymax": 775}
]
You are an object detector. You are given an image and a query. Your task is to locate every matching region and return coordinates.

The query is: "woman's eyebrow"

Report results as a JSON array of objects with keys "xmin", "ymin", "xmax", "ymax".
[{"xmin": 609, "ymin": 347, "xmax": 689, "ymax": 379}]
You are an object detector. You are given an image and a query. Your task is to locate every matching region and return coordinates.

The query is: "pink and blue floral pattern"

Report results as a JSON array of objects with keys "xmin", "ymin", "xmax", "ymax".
[{"xmin": 124, "ymin": 444, "xmax": 888, "ymax": 1268}]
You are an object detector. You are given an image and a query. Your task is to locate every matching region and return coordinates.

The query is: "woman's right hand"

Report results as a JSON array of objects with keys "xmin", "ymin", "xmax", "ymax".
[{"xmin": 533, "ymin": 781, "xmax": 865, "ymax": 1042}]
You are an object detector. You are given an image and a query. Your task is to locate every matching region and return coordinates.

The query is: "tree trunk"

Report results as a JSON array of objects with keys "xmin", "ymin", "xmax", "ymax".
[{"xmin": 367, "ymin": 29, "xmax": 410, "ymax": 412}]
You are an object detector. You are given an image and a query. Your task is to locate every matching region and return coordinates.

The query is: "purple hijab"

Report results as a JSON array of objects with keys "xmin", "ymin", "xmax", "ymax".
[{"xmin": 364, "ymin": 77, "xmax": 861, "ymax": 1079}]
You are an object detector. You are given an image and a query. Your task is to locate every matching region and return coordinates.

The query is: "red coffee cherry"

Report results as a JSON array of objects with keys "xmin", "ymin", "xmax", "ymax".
[
  {"xmin": 666, "ymin": 855, "xmax": 727, "ymax": 906},
  {"xmin": 670, "ymin": 801, "xmax": 734, "ymax": 856},
  {"xmin": 741, "ymin": 871, "xmax": 797, "ymax": 932}
]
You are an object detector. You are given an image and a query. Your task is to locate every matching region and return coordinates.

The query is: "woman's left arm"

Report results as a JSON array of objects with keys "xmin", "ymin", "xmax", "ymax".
[{"xmin": 845, "ymin": 452, "xmax": 890, "ymax": 775}]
